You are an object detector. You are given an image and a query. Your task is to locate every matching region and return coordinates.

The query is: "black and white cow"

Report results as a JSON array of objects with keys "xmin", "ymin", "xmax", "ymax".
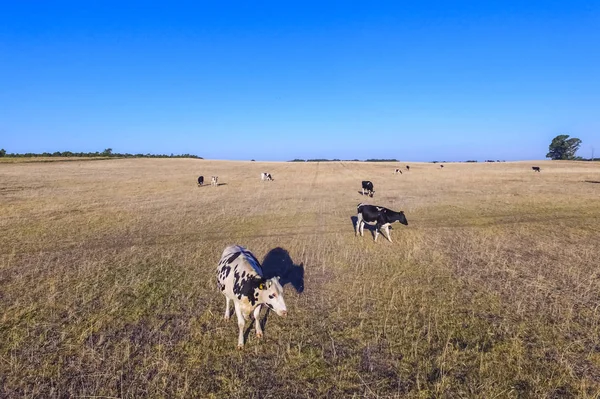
[
  {"xmin": 355, "ymin": 203, "xmax": 408, "ymax": 242},
  {"xmin": 394, "ymin": 168, "xmax": 403, "ymax": 174},
  {"xmin": 532, "ymin": 166, "xmax": 541, "ymax": 172},
  {"xmin": 216, "ymin": 245, "xmax": 287, "ymax": 348},
  {"xmin": 197, "ymin": 176, "xmax": 204, "ymax": 186},
  {"xmin": 261, "ymin": 172, "xmax": 273, "ymax": 181},
  {"xmin": 361, "ymin": 181, "xmax": 375, "ymax": 197},
  {"xmin": 211, "ymin": 176, "xmax": 219, "ymax": 186}
]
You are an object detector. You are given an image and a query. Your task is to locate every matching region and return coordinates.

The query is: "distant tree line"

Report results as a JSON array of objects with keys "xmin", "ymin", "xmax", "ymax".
[{"xmin": 0, "ymin": 148, "xmax": 202, "ymax": 159}]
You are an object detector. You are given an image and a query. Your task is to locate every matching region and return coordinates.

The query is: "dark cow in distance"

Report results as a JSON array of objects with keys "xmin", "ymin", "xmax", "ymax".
[
  {"xmin": 361, "ymin": 181, "xmax": 375, "ymax": 197},
  {"xmin": 406, "ymin": 165, "xmax": 410, "ymax": 171},
  {"xmin": 394, "ymin": 168, "xmax": 403, "ymax": 174},
  {"xmin": 355, "ymin": 203, "xmax": 408, "ymax": 242},
  {"xmin": 440, "ymin": 164, "xmax": 444, "ymax": 168},
  {"xmin": 197, "ymin": 176, "xmax": 204, "ymax": 186},
  {"xmin": 532, "ymin": 166, "xmax": 541, "ymax": 172}
]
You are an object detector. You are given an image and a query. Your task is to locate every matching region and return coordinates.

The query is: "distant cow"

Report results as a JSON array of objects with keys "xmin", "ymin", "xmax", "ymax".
[
  {"xmin": 197, "ymin": 176, "xmax": 204, "ymax": 186},
  {"xmin": 216, "ymin": 245, "xmax": 287, "ymax": 348},
  {"xmin": 355, "ymin": 203, "xmax": 408, "ymax": 242},
  {"xmin": 406, "ymin": 165, "xmax": 410, "ymax": 171},
  {"xmin": 394, "ymin": 168, "xmax": 403, "ymax": 174},
  {"xmin": 261, "ymin": 172, "xmax": 273, "ymax": 181},
  {"xmin": 361, "ymin": 181, "xmax": 375, "ymax": 197},
  {"xmin": 211, "ymin": 176, "xmax": 219, "ymax": 186},
  {"xmin": 440, "ymin": 164, "xmax": 444, "ymax": 168},
  {"xmin": 532, "ymin": 166, "xmax": 541, "ymax": 172}
]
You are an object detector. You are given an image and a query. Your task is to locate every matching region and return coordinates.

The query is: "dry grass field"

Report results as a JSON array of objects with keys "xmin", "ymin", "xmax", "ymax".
[{"xmin": 1, "ymin": 158, "xmax": 600, "ymax": 398}]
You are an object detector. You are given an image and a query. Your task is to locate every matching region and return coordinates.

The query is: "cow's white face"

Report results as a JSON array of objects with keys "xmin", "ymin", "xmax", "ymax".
[{"xmin": 259, "ymin": 278, "xmax": 287, "ymax": 317}]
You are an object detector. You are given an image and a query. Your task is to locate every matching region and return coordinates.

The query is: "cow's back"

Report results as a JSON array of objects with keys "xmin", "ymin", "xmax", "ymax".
[{"xmin": 217, "ymin": 245, "xmax": 264, "ymax": 302}]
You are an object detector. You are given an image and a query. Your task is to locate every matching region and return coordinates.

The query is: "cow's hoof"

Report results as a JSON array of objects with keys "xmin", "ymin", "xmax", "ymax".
[
  {"xmin": 237, "ymin": 344, "xmax": 244, "ymax": 350},
  {"xmin": 256, "ymin": 331, "xmax": 263, "ymax": 339},
  {"xmin": 224, "ymin": 316, "xmax": 230, "ymax": 321}
]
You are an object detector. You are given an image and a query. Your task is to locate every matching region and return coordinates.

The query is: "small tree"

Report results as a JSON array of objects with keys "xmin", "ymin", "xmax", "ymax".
[
  {"xmin": 0, "ymin": 148, "xmax": 6, "ymax": 157},
  {"xmin": 102, "ymin": 148, "xmax": 113, "ymax": 156},
  {"xmin": 546, "ymin": 134, "xmax": 582, "ymax": 160}
]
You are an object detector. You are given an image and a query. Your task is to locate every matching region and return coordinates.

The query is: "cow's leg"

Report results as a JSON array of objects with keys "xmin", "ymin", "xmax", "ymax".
[
  {"xmin": 224, "ymin": 297, "xmax": 231, "ymax": 320},
  {"xmin": 374, "ymin": 226, "xmax": 379, "ymax": 242},
  {"xmin": 253, "ymin": 305, "xmax": 263, "ymax": 338},
  {"xmin": 382, "ymin": 225, "xmax": 393, "ymax": 242},
  {"xmin": 362, "ymin": 188, "xmax": 365, "ymax": 195},
  {"xmin": 234, "ymin": 301, "xmax": 246, "ymax": 349},
  {"xmin": 355, "ymin": 214, "xmax": 362, "ymax": 236}
]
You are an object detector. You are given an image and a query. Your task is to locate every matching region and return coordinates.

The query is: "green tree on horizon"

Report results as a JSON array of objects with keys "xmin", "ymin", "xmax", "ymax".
[{"xmin": 546, "ymin": 134, "xmax": 582, "ymax": 160}]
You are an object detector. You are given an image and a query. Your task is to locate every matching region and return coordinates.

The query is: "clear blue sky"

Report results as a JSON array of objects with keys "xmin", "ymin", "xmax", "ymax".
[{"xmin": 1, "ymin": 1, "xmax": 598, "ymax": 161}]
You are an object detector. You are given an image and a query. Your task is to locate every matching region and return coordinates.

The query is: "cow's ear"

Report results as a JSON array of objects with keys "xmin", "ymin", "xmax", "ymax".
[
  {"xmin": 258, "ymin": 283, "xmax": 265, "ymax": 290},
  {"xmin": 266, "ymin": 280, "xmax": 273, "ymax": 289}
]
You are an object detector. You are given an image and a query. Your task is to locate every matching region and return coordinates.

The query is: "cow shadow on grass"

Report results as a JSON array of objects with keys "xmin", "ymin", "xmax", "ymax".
[
  {"xmin": 262, "ymin": 247, "xmax": 304, "ymax": 294},
  {"xmin": 244, "ymin": 247, "xmax": 304, "ymax": 340},
  {"xmin": 197, "ymin": 183, "xmax": 228, "ymax": 188}
]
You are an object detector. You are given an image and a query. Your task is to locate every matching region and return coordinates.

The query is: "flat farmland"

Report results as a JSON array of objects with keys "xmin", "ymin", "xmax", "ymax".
[{"xmin": 1, "ymin": 159, "xmax": 599, "ymax": 398}]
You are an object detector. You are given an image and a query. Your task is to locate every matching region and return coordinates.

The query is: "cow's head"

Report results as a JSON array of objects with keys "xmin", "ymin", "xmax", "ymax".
[
  {"xmin": 258, "ymin": 277, "xmax": 287, "ymax": 317},
  {"xmin": 395, "ymin": 211, "xmax": 408, "ymax": 225},
  {"xmin": 370, "ymin": 190, "xmax": 375, "ymax": 198}
]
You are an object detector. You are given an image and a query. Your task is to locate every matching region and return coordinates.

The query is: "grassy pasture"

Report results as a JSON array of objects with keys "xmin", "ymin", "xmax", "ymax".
[{"xmin": 1, "ymin": 159, "xmax": 599, "ymax": 398}]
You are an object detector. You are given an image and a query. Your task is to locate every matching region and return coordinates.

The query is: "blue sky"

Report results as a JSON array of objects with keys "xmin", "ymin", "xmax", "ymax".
[{"xmin": 1, "ymin": 1, "xmax": 598, "ymax": 161}]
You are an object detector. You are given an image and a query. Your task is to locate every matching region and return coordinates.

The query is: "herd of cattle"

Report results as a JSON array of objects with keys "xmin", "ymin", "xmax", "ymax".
[{"xmin": 210, "ymin": 163, "xmax": 548, "ymax": 348}]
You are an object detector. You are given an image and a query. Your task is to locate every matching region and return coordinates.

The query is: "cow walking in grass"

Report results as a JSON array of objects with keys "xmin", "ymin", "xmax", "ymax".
[
  {"xmin": 355, "ymin": 203, "xmax": 408, "ymax": 242},
  {"xmin": 361, "ymin": 181, "xmax": 375, "ymax": 197},
  {"xmin": 216, "ymin": 245, "xmax": 288, "ymax": 348}
]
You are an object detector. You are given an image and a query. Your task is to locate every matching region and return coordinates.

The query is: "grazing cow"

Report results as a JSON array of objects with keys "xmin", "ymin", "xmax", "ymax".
[
  {"xmin": 440, "ymin": 164, "xmax": 444, "ymax": 168},
  {"xmin": 394, "ymin": 168, "xmax": 403, "ymax": 174},
  {"xmin": 355, "ymin": 203, "xmax": 408, "ymax": 242},
  {"xmin": 261, "ymin": 172, "xmax": 273, "ymax": 181},
  {"xmin": 532, "ymin": 166, "xmax": 541, "ymax": 172},
  {"xmin": 216, "ymin": 245, "xmax": 288, "ymax": 348},
  {"xmin": 211, "ymin": 176, "xmax": 219, "ymax": 186},
  {"xmin": 197, "ymin": 176, "xmax": 204, "ymax": 186},
  {"xmin": 406, "ymin": 165, "xmax": 410, "ymax": 171},
  {"xmin": 361, "ymin": 181, "xmax": 375, "ymax": 197}
]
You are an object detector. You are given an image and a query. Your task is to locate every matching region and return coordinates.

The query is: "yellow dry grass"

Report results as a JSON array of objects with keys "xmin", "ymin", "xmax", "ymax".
[{"xmin": 1, "ymin": 158, "xmax": 599, "ymax": 398}]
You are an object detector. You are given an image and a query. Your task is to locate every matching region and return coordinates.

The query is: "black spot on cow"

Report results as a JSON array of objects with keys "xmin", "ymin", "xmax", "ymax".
[
  {"xmin": 220, "ymin": 264, "xmax": 231, "ymax": 279},
  {"xmin": 227, "ymin": 252, "xmax": 241, "ymax": 264},
  {"xmin": 232, "ymin": 270, "xmax": 265, "ymax": 306},
  {"xmin": 269, "ymin": 294, "xmax": 275, "ymax": 299}
]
